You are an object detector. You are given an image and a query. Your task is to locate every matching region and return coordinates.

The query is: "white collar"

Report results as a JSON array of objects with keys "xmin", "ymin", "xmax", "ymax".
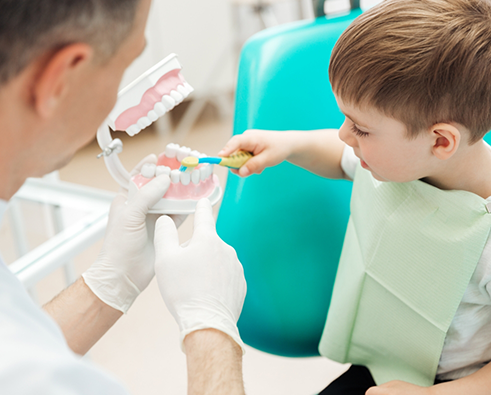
[{"xmin": 0, "ymin": 199, "xmax": 8, "ymax": 223}]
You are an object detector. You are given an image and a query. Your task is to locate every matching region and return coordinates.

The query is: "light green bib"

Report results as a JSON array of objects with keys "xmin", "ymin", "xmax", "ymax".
[{"xmin": 318, "ymin": 165, "xmax": 491, "ymax": 386}]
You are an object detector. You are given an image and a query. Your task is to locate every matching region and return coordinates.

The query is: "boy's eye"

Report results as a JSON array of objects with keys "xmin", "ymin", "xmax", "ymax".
[{"xmin": 351, "ymin": 124, "xmax": 369, "ymax": 138}]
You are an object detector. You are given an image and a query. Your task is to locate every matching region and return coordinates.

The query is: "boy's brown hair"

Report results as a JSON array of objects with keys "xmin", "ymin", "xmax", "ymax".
[{"xmin": 329, "ymin": 0, "xmax": 491, "ymax": 143}]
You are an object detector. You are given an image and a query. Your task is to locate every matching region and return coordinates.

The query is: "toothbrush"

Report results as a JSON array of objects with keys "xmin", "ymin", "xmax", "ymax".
[{"xmin": 179, "ymin": 150, "xmax": 253, "ymax": 171}]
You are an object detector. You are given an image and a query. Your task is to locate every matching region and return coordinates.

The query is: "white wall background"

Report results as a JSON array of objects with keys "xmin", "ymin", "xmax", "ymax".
[
  {"xmin": 121, "ymin": 0, "xmax": 381, "ymax": 94},
  {"xmin": 120, "ymin": 0, "xmax": 314, "ymax": 95}
]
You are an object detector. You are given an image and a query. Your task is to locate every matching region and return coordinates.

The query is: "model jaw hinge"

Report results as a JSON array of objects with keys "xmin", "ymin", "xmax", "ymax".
[{"xmin": 97, "ymin": 138, "xmax": 123, "ymax": 158}]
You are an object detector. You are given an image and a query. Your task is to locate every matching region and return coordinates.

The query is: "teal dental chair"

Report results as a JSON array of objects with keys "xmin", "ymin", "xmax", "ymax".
[{"xmin": 216, "ymin": 4, "xmax": 362, "ymax": 357}]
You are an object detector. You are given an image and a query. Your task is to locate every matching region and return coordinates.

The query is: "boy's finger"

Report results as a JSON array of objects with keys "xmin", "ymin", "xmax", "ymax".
[
  {"xmin": 238, "ymin": 156, "xmax": 267, "ymax": 176},
  {"xmin": 219, "ymin": 134, "xmax": 260, "ymax": 157},
  {"xmin": 218, "ymin": 136, "xmax": 242, "ymax": 157}
]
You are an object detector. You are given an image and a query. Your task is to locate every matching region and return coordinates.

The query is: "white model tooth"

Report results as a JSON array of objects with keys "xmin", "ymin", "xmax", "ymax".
[
  {"xmin": 205, "ymin": 164, "xmax": 213, "ymax": 178},
  {"xmin": 209, "ymin": 164, "xmax": 214, "ymax": 177},
  {"xmin": 177, "ymin": 85, "xmax": 189, "ymax": 98},
  {"xmin": 141, "ymin": 163, "xmax": 156, "ymax": 179},
  {"xmin": 177, "ymin": 146, "xmax": 192, "ymax": 162},
  {"xmin": 165, "ymin": 143, "xmax": 179, "ymax": 158},
  {"xmin": 191, "ymin": 169, "xmax": 200, "ymax": 185},
  {"xmin": 127, "ymin": 124, "xmax": 140, "ymax": 136},
  {"xmin": 147, "ymin": 110, "xmax": 158, "ymax": 122},
  {"xmin": 137, "ymin": 116, "xmax": 151, "ymax": 129},
  {"xmin": 170, "ymin": 90, "xmax": 184, "ymax": 104},
  {"xmin": 198, "ymin": 152, "xmax": 207, "ymax": 158},
  {"xmin": 180, "ymin": 171, "xmax": 191, "ymax": 186},
  {"xmin": 161, "ymin": 95, "xmax": 176, "ymax": 110},
  {"xmin": 154, "ymin": 102, "xmax": 166, "ymax": 117},
  {"xmin": 190, "ymin": 150, "xmax": 201, "ymax": 158},
  {"xmin": 155, "ymin": 165, "xmax": 171, "ymax": 177},
  {"xmin": 200, "ymin": 166, "xmax": 208, "ymax": 181},
  {"xmin": 170, "ymin": 169, "xmax": 180, "ymax": 183},
  {"xmin": 184, "ymin": 82, "xmax": 194, "ymax": 94}
]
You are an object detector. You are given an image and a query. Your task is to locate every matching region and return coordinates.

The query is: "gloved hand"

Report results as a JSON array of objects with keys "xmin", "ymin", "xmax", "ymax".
[
  {"xmin": 154, "ymin": 198, "xmax": 247, "ymax": 353},
  {"xmin": 83, "ymin": 155, "xmax": 186, "ymax": 313}
]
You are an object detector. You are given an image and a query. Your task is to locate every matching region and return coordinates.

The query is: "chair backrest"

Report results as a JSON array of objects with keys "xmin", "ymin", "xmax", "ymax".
[{"xmin": 216, "ymin": 10, "xmax": 361, "ymax": 357}]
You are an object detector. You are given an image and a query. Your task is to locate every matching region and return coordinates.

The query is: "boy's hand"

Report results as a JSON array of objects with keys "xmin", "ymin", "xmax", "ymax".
[
  {"xmin": 366, "ymin": 381, "xmax": 433, "ymax": 395},
  {"xmin": 218, "ymin": 129, "xmax": 296, "ymax": 177}
]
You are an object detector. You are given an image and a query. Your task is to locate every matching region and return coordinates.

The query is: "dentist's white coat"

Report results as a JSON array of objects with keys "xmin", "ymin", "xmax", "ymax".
[{"xmin": 0, "ymin": 200, "xmax": 130, "ymax": 394}]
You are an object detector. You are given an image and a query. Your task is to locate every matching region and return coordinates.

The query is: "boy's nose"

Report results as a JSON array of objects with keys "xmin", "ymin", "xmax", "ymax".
[{"xmin": 338, "ymin": 121, "xmax": 357, "ymax": 148}]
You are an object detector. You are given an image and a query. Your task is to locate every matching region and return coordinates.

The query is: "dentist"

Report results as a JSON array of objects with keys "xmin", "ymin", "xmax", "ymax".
[{"xmin": 0, "ymin": 0, "xmax": 246, "ymax": 394}]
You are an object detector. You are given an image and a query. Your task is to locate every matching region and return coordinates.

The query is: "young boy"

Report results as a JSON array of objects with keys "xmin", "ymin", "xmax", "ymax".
[{"xmin": 219, "ymin": 0, "xmax": 491, "ymax": 393}]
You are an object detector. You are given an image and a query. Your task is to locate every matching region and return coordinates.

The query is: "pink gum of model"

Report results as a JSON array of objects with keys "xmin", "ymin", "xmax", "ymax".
[{"xmin": 114, "ymin": 69, "xmax": 186, "ymax": 131}]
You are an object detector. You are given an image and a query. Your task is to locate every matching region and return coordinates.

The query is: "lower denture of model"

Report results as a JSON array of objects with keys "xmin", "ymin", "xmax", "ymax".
[
  {"xmin": 131, "ymin": 143, "xmax": 219, "ymax": 200},
  {"xmin": 114, "ymin": 69, "xmax": 193, "ymax": 136}
]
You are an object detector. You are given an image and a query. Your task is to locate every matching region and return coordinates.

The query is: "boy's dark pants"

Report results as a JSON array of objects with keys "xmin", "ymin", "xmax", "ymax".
[
  {"xmin": 319, "ymin": 365, "xmax": 449, "ymax": 394},
  {"xmin": 318, "ymin": 365, "xmax": 376, "ymax": 395}
]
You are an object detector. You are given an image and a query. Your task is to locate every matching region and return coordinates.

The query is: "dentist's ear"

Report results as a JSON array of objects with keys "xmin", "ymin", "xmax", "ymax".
[
  {"xmin": 32, "ymin": 43, "xmax": 94, "ymax": 118},
  {"xmin": 430, "ymin": 123, "xmax": 461, "ymax": 160}
]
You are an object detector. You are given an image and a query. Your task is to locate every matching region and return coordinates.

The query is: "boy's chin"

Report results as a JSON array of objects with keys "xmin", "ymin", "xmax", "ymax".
[{"xmin": 368, "ymin": 169, "xmax": 392, "ymax": 183}]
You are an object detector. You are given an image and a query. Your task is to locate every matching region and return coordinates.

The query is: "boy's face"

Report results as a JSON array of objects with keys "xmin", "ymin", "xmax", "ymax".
[{"xmin": 336, "ymin": 96, "xmax": 438, "ymax": 183}]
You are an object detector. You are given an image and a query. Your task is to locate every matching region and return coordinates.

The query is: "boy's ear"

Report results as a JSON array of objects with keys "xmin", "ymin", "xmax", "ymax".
[
  {"xmin": 32, "ymin": 43, "xmax": 94, "ymax": 119},
  {"xmin": 430, "ymin": 123, "xmax": 461, "ymax": 160}
]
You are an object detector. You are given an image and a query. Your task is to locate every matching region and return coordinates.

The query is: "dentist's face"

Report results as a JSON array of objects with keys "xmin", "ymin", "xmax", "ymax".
[{"xmin": 41, "ymin": 0, "xmax": 152, "ymax": 173}]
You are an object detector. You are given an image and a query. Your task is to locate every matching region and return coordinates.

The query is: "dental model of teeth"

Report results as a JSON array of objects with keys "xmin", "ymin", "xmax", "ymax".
[
  {"xmin": 129, "ymin": 143, "xmax": 221, "ymax": 214},
  {"xmin": 97, "ymin": 54, "xmax": 222, "ymax": 214},
  {"xmin": 107, "ymin": 56, "xmax": 193, "ymax": 137}
]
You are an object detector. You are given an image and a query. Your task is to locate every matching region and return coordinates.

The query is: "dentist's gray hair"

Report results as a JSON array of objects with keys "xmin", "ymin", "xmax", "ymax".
[{"xmin": 0, "ymin": 0, "xmax": 140, "ymax": 85}]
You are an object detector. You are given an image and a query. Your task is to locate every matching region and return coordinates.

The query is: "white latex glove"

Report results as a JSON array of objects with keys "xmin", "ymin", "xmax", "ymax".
[
  {"xmin": 83, "ymin": 155, "xmax": 186, "ymax": 313},
  {"xmin": 154, "ymin": 198, "xmax": 247, "ymax": 353}
]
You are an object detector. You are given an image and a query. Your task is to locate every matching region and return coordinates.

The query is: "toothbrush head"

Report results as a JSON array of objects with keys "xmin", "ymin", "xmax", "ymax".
[
  {"xmin": 181, "ymin": 156, "xmax": 199, "ymax": 169},
  {"xmin": 179, "ymin": 156, "xmax": 199, "ymax": 172}
]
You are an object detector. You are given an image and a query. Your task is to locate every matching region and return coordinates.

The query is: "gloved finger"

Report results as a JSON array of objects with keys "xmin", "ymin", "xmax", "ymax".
[
  {"xmin": 127, "ymin": 174, "xmax": 170, "ymax": 221},
  {"xmin": 168, "ymin": 214, "xmax": 188, "ymax": 229},
  {"xmin": 106, "ymin": 193, "xmax": 128, "ymax": 230},
  {"xmin": 115, "ymin": 154, "xmax": 159, "ymax": 198},
  {"xmin": 146, "ymin": 213, "xmax": 186, "ymax": 240},
  {"xmin": 145, "ymin": 213, "xmax": 161, "ymax": 241},
  {"xmin": 192, "ymin": 199, "xmax": 216, "ymax": 240},
  {"xmin": 180, "ymin": 239, "xmax": 191, "ymax": 248},
  {"xmin": 130, "ymin": 154, "xmax": 158, "ymax": 177},
  {"xmin": 155, "ymin": 215, "xmax": 180, "ymax": 254}
]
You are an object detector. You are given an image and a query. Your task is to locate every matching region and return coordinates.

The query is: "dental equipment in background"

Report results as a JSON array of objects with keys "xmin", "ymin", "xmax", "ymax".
[
  {"xmin": 96, "ymin": 54, "xmax": 222, "ymax": 214},
  {"xmin": 179, "ymin": 150, "xmax": 253, "ymax": 172}
]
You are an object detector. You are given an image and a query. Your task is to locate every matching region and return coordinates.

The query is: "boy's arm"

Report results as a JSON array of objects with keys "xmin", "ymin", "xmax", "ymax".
[
  {"xmin": 219, "ymin": 129, "xmax": 347, "ymax": 179},
  {"xmin": 286, "ymin": 129, "xmax": 347, "ymax": 179},
  {"xmin": 366, "ymin": 362, "xmax": 491, "ymax": 395}
]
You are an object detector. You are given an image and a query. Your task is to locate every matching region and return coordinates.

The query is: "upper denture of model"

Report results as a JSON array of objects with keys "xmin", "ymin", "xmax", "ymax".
[
  {"xmin": 114, "ymin": 69, "xmax": 193, "ymax": 136},
  {"xmin": 131, "ymin": 143, "xmax": 219, "ymax": 200}
]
